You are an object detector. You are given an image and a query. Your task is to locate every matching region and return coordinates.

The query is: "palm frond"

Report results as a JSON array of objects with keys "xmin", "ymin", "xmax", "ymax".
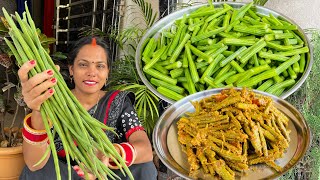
[
  {"xmin": 115, "ymin": 83, "xmax": 159, "ymax": 136},
  {"xmin": 78, "ymin": 26, "xmax": 108, "ymax": 38},
  {"xmin": 105, "ymin": 0, "xmax": 162, "ymax": 136},
  {"xmin": 114, "ymin": 26, "xmax": 144, "ymax": 50},
  {"xmin": 131, "ymin": 0, "xmax": 158, "ymax": 28},
  {"xmin": 120, "ymin": 84, "xmax": 145, "ymax": 91},
  {"xmin": 253, "ymin": 0, "xmax": 269, "ymax": 6},
  {"xmin": 107, "ymin": 55, "xmax": 140, "ymax": 86}
]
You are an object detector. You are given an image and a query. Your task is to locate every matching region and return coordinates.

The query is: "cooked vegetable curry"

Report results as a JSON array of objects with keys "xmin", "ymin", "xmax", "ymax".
[{"xmin": 177, "ymin": 88, "xmax": 290, "ymax": 179}]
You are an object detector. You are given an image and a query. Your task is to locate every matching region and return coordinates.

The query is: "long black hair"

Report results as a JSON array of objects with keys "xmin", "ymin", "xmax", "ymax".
[{"xmin": 67, "ymin": 36, "xmax": 111, "ymax": 69}]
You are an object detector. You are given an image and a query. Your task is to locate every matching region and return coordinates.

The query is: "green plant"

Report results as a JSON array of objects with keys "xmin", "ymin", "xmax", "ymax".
[
  {"xmin": 252, "ymin": 0, "xmax": 269, "ymax": 6},
  {"xmin": 130, "ymin": 0, "xmax": 158, "ymax": 28},
  {"xmin": 0, "ymin": 18, "xmax": 26, "ymax": 147},
  {"xmin": 0, "ymin": 16, "xmax": 64, "ymax": 148},
  {"xmin": 111, "ymin": 0, "xmax": 159, "ymax": 137}
]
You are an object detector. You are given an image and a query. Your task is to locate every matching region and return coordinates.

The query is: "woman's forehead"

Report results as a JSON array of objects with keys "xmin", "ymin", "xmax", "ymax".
[{"xmin": 75, "ymin": 45, "xmax": 108, "ymax": 61}]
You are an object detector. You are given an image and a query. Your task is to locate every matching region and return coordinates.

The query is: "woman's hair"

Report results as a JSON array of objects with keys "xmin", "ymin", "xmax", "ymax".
[{"xmin": 67, "ymin": 36, "xmax": 111, "ymax": 69}]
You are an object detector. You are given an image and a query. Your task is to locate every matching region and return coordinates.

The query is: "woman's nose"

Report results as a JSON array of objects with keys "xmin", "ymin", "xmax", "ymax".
[{"xmin": 86, "ymin": 65, "xmax": 98, "ymax": 76}]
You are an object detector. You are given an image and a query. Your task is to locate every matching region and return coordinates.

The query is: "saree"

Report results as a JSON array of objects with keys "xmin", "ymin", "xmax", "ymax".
[{"xmin": 20, "ymin": 90, "xmax": 157, "ymax": 180}]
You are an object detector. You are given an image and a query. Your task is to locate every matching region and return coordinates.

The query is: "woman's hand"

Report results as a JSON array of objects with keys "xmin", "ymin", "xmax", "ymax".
[
  {"xmin": 96, "ymin": 149, "xmax": 110, "ymax": 166},
  {"xmin": 95, "ymin": 144, "xmax": 122, "ymax": 168},
  {"xmin": 73, "ymin": 165, "xmax": 96, "ymax": 180},
  {"xmin": 18, "ymin": 60, "xmax": 58, "ymax": 111}
]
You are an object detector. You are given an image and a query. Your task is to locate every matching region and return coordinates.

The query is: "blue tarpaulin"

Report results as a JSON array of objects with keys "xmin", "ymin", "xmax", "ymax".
[{"xmin": 16, "ymin": 0, "xmax": 32, "ymax": 17}]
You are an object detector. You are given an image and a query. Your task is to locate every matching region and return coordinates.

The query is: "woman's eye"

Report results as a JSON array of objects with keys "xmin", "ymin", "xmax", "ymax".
[
  {"xmin": 97, "ymin": 64, "xmax": 106, "ymax": 69},
  {"xmin": 79, "ymin": 63, "xmax": 87, "ymax": 67}
]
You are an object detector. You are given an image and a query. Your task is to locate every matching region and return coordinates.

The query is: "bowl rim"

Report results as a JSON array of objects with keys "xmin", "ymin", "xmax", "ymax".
[
  {"xmin": 135, "ymin": 2, "xmax": 313, "ymax": 104},
  {"xmin": 152, "ymin": 87, "xmax": 311, "ymax": 179}
]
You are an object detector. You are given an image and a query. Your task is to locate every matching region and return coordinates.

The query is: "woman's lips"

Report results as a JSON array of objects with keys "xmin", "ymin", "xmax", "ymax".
[{"xmin": 83, "ymin": 80, "xmax": 98, "ymax": 86}]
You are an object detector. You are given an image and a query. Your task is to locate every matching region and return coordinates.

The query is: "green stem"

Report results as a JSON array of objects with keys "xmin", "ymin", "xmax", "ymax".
[{"xmin": 10, "ymin": 103, "xmax": 19, "ymax": 128}]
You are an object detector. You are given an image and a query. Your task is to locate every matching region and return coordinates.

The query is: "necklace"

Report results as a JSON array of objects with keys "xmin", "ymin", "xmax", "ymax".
[
  {"xmin": 91, "ymin": 92, "xmax": 101, "ymax": 116},
  {"xmin": 72, "ymin": 90, "xmax": 101, "ymax": 117}
]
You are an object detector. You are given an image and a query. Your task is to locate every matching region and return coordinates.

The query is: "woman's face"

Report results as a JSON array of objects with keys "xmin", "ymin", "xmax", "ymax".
[{"xmin": 69, "ymin": 44, "xmax": 109, "ymax": 95}]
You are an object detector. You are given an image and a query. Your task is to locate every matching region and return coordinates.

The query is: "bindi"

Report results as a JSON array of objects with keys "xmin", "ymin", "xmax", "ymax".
[{"xmin": 91, "ymin": 37, "xmax": 97, "ymax": 46}]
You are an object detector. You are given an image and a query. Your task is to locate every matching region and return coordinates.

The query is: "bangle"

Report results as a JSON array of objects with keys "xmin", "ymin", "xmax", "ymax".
[
  {"xmin": 22, "ymin": 113, "xmax": 48, "ymax": 145},
  {"xmin": 108, "ymin": 142, "xmax": 137, "ymax": 169},
  {"xmin": 24, "ymin": 113, "xmax": 47, "ymax": 135},
  {"xmin": 120, "ymin": 142, "xmax": 136, "ymax": 166},
  {"xmin": 108, "ymin": 143, "xmax": 126, "ymax": 169}
]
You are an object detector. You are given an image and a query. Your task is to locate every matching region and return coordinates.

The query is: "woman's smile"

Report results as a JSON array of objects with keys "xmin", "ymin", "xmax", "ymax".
[{"xmin": 83, "ymin": 80, "xmax": 98, "ymax": 86}]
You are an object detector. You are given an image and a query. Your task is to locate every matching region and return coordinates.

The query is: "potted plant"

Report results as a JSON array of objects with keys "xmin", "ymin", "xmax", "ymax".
[
  {"xmin": 0, "ymin": 17, "xmax": 27, "ymax": 180},
  {"xmin": 0, "ymin": 17, "xmax": 61, "ymax": 179}
]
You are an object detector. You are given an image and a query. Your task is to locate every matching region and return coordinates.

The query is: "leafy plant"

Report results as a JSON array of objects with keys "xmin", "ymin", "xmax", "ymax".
[
  {"xmin": 106, "ymin": 0, "xmax": 160, "ymax": 136},
  {"xmin": 106, "ymin": 64, "xmax": 159, "ymax": 137},
  {"xmin": 0, "ymin": 17, "xmax": 61, "ymax": 147},
  {"xmin": 0, "ymin": 17, "xmax": 27, "ymax": 147},
  {"xmin": 253, "ymin": 0, "xmax": 269, "ymax": 6},
  {"xmin": 130, "ymin": 0, "xmax": 158, "ymax": 28}
]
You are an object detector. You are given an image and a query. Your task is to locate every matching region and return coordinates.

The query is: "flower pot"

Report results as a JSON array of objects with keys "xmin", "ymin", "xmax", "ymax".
[{"xmin": 0, "ymin": 146, "xmax": 25, "ymax": 180}]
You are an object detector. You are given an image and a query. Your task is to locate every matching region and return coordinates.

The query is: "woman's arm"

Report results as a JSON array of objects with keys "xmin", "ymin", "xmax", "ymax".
[
  {"xmin": 128, "ymin": 131, "xmax": 153, "ymax": 164},
  {"xmin": 97, "ymin": 130, "xmax": 153, "ymax": 168},
  {"xmin": 22, "ymin": 111, "xmax": 51, "ymax": 171}
]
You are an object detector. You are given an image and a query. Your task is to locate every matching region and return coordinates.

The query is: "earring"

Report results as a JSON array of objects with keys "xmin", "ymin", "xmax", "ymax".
[
  {"xmin": 70, "ymin": 75, "xmax": 73, "ymax": 84},
  {"xmin": 105, "ymin": 78, "xmax": 108, "ymax": 87}
]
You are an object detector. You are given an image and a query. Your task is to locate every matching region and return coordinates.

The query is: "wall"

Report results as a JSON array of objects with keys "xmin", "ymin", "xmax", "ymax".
[
  {"xmin": 31, "ymin": 0, "xmax": 43, "ymax": 29},
  {"xmin": 119, "ymin": 0, "xmax": 159, "ymax": 56},
  {"xmin": 122, "ymin": 0, "xmax": 159, "ymax": 30},
  {"xmin": 0, "ymin": 0, "xmax": 16, "ymax": 16}
]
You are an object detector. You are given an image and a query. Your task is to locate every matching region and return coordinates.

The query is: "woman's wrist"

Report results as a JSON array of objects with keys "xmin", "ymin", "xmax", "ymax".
[
  {"xmin": 108, "ymin": 142, "xmax": 136, "ymax": 169},
  {"xmin": 120, "ymin": 142, "xmax": 136, "ymax": 166},
  {"xmin": 30, "ymin": 111, "xmax": 45, "ymax": 130},
  {"xmin": 22, "ymin": 113, "xmax": 48, "ymax": 145}
]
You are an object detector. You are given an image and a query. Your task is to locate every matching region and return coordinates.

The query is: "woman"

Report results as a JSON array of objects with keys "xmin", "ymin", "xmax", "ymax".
[{"xmin": 19, "ymin": 37, "xmax": 157, "ymax": 180}]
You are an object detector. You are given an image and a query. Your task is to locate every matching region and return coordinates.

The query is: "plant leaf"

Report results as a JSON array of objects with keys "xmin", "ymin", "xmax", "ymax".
[
  {"xmin": 131, "ymin": 0, "xmax": 158, "ymax": 27},
  {"xmin": 146, "ymin": 92, "xmax": 159, "ymax": 117},
  {"xmin": 136, "ymin": 95, "xmax": 144, "ymax": 119},
  {"xmin": 142, "ymin": 94, "xmax": 147, "ymax": 125},
  {"xmin": 145, "ymin": 93, "xmax": 154, "ymax": 120},
  {"xmin": 120, "ymin": 84, "xmax": 144, "ymax": 91},
  {"xmin": 147, "ymin": 89, "xmax": 159, "ymax": 101},
  {"xmin": 135, "ymin": 88, "xmax": 145, "ymax": 99},
  {"xmin": 0, "ymin": 17, "xmax": 10, "ymax": 30}
]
